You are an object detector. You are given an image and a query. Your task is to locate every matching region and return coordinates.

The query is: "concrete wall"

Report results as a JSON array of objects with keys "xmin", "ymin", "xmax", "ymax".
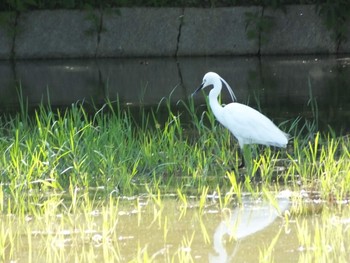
[{"xmin": 0, "ymin": 5, "xmax": 349, "ymax": 59}]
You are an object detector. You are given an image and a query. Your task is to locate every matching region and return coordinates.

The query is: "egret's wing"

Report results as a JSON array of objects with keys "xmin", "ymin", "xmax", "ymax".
[{"xmin": 222, "ymin": 103, "xmax": 288, "ymax": 147}]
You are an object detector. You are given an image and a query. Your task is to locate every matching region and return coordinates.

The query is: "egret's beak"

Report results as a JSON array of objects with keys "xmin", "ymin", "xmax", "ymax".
[{"xmin": 191, "ymin": 82, "xmax": 204, "ymax": 97}]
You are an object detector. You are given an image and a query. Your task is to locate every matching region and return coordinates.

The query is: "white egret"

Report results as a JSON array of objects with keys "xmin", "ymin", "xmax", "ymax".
[{"xmin": 192, "ymin": 72, "xmax": 289, "ymax": 167}]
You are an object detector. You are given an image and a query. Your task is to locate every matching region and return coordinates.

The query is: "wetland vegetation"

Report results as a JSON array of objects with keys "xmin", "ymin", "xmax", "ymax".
[{"xmin": 0, "ymin": 90, "xmax": 349, "ymax": 262}]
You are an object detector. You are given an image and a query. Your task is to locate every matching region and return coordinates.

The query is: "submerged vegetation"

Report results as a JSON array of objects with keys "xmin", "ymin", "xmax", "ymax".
[{"xmin": 0, "ymin": 93, "xmax": 349, "ymax": 261}]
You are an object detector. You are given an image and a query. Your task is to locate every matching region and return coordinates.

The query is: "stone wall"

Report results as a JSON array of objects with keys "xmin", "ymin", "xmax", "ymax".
[{"xmin": 0, "ymin": 5, "xmax": 349, "ymax": 59}]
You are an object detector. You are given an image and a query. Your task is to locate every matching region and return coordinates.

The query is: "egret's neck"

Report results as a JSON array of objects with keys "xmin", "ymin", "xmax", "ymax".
[{"xmin": 208, "ymin": 80, "xmax": 224, "ymax": 123}]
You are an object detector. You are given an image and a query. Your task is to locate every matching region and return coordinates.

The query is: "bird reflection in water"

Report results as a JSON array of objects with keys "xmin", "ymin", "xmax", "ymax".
[{"xmin": 209, "ymin": 191, "xmax": 291, "ymax": 263}]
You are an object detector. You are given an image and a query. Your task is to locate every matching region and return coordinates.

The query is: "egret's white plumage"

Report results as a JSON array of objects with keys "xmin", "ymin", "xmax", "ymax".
[{"xmin": 193, "ymin": 72, "xmax": 289, "ymax": 163}]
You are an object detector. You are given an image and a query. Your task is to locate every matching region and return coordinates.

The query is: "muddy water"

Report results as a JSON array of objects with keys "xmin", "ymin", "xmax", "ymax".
[
  {"xmin": 111, "ymin": 196, "xmax": 295, "ymax": 262},
  {"xmin": 4, "ymin": 193, "xmax": 348, "ymax": 262}
]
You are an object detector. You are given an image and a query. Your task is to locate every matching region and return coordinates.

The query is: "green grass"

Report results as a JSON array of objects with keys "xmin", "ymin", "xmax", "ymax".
[
  {"xmin": 0, "ymin": 94, "xmax": 349, "ymax": 200},
  {"xmin": 0, "ymin": 93, "xmax": 349, "ymax": 262}
]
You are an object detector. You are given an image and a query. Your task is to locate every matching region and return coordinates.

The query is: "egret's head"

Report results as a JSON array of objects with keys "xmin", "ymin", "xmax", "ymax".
[
  {"xmin": 192, "ymin": 72, "xmax": 237, "ymax": 102},
  {"xmin": 192, "ymin": 72, "xmax": 220, "ymax": 96}
]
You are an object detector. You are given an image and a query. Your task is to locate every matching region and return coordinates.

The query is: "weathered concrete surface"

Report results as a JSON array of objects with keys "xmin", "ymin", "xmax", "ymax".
[
  {"xmin": 178, "ymin": 7, "xmax": 260, "ymax": 56},
  {"xmin": 0, "ymin": 15, "xmax": 14, "ymax": 59},
  {"xmin": 339, "ymin": 22, "xmax": 350, "ymax": 53},
  {"xmin": 0, "ymin": 62, "xmax": 16, "ymax": 108},
  {"xmin": 0, "ymin": 6, "xmax": 349, "ymax": 59},
  {"xmin": 98, "ymin": 8, "xmax": 182, "ymax": 57},
  {"xmin": 261, "ymin": 5, "xmax": 336, "ymax": 54},
  {"xmin": 15, "ymin": 10, "xmax": 98, "ymax": 59}
]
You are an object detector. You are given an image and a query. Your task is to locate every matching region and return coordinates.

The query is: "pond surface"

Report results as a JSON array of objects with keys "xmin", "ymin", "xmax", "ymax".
[
  {"xmin": 0, "ymin": 55, "xmax": 349, "ymax": 132},
  {"xmin": 3, "ymin": 191, "xmax": 350, "ymax": 262}
]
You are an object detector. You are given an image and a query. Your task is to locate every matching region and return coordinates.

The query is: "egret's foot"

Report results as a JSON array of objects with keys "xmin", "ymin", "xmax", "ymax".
[
  {"xmin": 230, "ymin": 157, "xmax": 245, "ymax": 176},
  {"xmin": 238, "ymin": 157, "xmax": 245, "ymax": 169},
  {"xmin": 230, "ymin": 162, "xmax": 245, "ymax": 172},
  {"xmin": 238, "ymin": 162, "xmax": 245, "ymax": 169}
]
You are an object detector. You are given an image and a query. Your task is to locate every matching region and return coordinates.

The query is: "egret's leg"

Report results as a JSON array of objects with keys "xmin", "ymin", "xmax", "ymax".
[
  {"xmin": 238, "ymin": 145, "xmax": 252, "ymax": 169},
  {"xmin": 238, "ymin": 152, "xmax": 245, "ymax": 169},
  {"xmin": 237, "ymin": 145, "xmax": 247, "ymax": 169},
  {"xmin": 231, "ymin": 148, "xmax": 244, "ymax": 173}
]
